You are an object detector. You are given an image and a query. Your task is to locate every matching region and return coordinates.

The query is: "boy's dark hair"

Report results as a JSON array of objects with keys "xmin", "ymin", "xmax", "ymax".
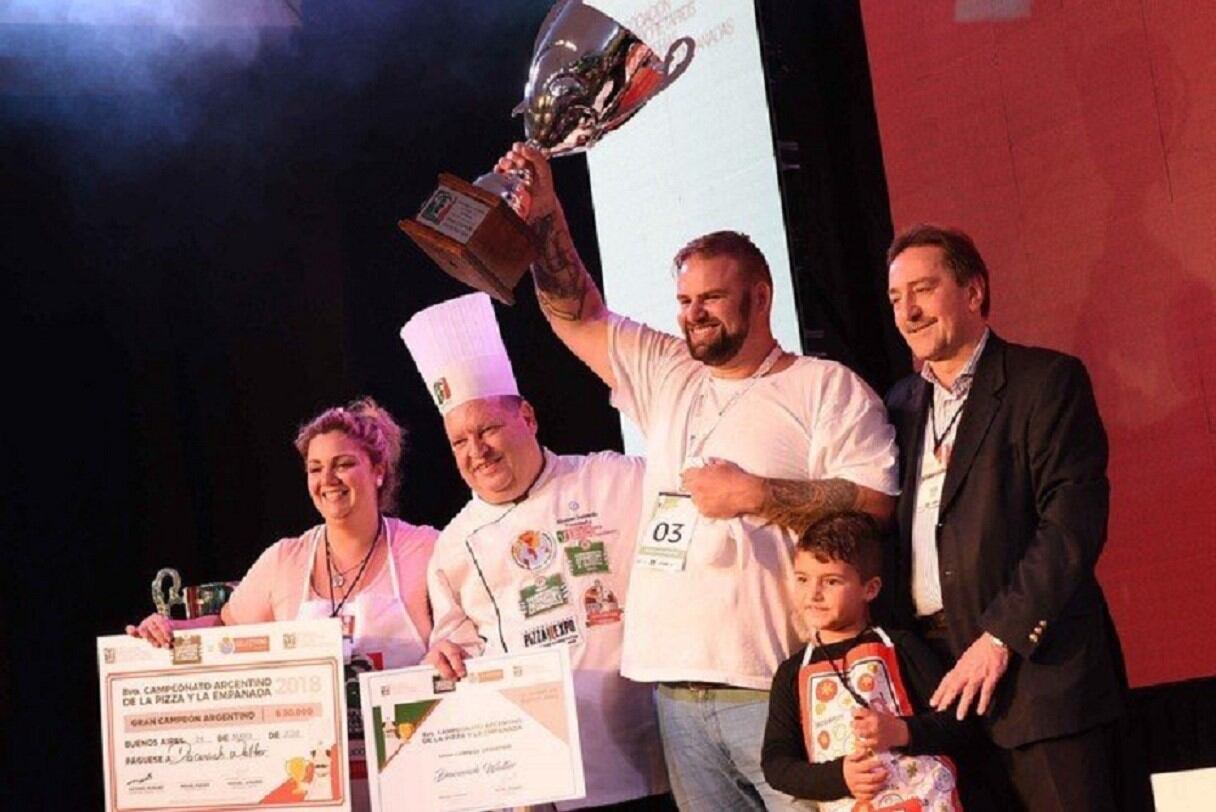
[{"xmin": 796, "ymin": 511, "xmax": 883, "ymax": 582}]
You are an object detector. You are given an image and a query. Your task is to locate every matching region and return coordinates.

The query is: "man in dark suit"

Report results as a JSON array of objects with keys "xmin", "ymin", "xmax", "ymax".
[{"xmin": 884, "ymin": 224, "xmax": 1127, "ymax": 810}]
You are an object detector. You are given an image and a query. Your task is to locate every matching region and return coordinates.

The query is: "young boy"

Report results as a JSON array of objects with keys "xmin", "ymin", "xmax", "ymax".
[{"xmin": 762, "ymin": 512, "xmax": 975, "ymax": 810}]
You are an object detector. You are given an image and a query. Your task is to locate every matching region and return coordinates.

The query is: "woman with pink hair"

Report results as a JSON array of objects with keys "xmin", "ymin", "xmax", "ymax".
[{"xmin": 127, "ymin": 397, "xmax": 436, "ymax": 811}]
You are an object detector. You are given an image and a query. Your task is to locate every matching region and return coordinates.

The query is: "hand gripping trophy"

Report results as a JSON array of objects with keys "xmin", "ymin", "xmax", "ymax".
[{"xmin": 399, "ymin": 0, "xmax": 694, "ymax": 304}]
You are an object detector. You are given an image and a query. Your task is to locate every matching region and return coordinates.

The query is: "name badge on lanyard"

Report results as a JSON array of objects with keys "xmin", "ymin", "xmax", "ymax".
[
  {"xmin": 339, "ymin": 613, "xmax": 356, "ymax": 664},
  {"xmin": 918, "ymin": 449, "xmax": 946, "ymax": 513},
  {"xmin": 638, "ymin": 345, "xmax": 782, "ymax": 574},
  {"xmin": 918, "ymin": 472, "xmax": 944, "ymax": 513},
  {"xmin": 635, "ymin": 492, "xmax": 699, "ymax": 572}
]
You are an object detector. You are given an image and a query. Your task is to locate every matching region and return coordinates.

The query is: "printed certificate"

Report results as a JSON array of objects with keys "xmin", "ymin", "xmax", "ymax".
[
  {"xmin": 98, "ymin": 619, "xmax": 350, "ymax": 811},
  {"xmin": 359, "ymin": 648, "xmax": 585, "ymax": 812}
]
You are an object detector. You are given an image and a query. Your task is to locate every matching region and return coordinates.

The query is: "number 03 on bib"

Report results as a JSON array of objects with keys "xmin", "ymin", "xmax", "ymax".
[{"xmin": 635, "ymin": 492, "xmax": 699, "ymax": 572}]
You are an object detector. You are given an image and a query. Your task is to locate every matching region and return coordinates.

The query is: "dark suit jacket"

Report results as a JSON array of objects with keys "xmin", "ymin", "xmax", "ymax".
[{"xmin": 885, "ymin": 333, "xmax": 1125, "ymax": 748}]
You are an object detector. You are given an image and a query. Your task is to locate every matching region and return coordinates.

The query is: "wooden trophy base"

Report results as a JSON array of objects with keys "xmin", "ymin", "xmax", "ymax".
[{"xmin": 399, "ymin": 173, "xmax": 537, "ymax": 305}]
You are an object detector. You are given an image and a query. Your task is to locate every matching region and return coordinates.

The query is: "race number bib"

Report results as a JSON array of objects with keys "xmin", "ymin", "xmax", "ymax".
[{"xmin": 635, "ymin": 492, "xmax": 699, "ymax": 572}]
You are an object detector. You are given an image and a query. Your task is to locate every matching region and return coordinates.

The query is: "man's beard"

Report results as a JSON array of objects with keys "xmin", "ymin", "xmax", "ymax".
[{"xmin": 684, "ymin": 293, "xmax": 750, "ymax": 365}]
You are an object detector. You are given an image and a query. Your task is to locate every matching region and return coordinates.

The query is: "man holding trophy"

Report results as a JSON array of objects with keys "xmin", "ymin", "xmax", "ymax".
[
  {"xmin": 398, "ymin": 3, "xmax": 899, "ymax": 809},
  {"xmin": 501, "ymin": 150, "xmax": 899, "ymax": 810}
]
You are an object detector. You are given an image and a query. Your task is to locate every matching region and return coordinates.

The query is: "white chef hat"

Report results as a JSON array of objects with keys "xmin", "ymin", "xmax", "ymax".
[{"xmin": 399, "ymin": 292, "xmax": 519, "ymax": 415}]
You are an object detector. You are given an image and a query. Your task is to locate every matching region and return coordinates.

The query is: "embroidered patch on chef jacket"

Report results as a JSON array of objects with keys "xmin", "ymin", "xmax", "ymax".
[
  {"xmin": 564, "ymin": 539, "xmax": 611, "ymax": 576},
  {"xmin": 518, "ymin": 573, "xmax": 570, "ymax": 618},
  {"xmin": 582, "ymin": 579, "xmax": 623, "ymax": 626},
  {"xmin": 554, "ymin": 519, "xmax": 602, "ymax": 543},
  {"xmin": 521, "ymin": 616, "xmax": 582, "ymax": 649},
  {"xmin": 511, "ymin": 530, "xmax": 557, "ymax": 571}
]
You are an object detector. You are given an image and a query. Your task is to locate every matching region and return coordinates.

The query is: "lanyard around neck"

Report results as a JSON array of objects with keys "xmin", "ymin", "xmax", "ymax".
[
  {"xmin": 929, "ymin": 397, "xmax": 966, "ymax": 458},
  {"xmin": 686, "ymin": 342, "xmax": 783, "ymax": 461},
  {"xmin": 812, "ymin": 628, "xmax": 872, "ymax": 709},
  {"xmin": 321, "ymin": 515, "xmax": 385, "ymax": 619}
]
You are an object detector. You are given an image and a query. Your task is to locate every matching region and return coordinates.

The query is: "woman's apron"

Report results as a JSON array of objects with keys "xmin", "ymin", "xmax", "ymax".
[{"xmin": 289, "ymin": 521, "xmax": 427, "ymax": 812}]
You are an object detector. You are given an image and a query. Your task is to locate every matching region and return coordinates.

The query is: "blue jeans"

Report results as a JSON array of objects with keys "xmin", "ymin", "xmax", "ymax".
[{"xmin": 655, "ymin": 685, "xmax": 816, "ymax": 811}]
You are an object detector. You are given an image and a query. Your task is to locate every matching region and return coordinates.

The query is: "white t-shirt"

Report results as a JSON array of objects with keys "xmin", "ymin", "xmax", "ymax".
[
  {"xmin": 608, "ymin": 316, "xmax": 899, "ymax": 689},
  {"xmin": 428, "ymin": 449, "xmax": 667, "ymax": 809}
]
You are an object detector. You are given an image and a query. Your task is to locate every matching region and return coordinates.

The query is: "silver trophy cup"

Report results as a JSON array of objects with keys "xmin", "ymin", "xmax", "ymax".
[
  {"xmin": 400, "ymin": 0, "xmax": 695, "ymax": 303},
  {"xmin": 152, "ymin": 567, "xmax": 239, "ymax": 619}
]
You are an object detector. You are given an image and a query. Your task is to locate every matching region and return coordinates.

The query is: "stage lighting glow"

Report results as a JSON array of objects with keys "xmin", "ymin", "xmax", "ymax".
[{"xmin": 0, "ymin": 0, "xmax": 302, "ymax": 28}]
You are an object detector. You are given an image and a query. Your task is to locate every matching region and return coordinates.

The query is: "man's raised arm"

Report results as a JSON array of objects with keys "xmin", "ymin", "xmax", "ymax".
[{"xmin": 496, "ymin": 143, "xmax": 616, "ymax": 388}]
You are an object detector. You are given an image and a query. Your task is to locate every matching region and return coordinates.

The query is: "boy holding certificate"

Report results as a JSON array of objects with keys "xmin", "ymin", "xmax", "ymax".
[{"xmin": 761, "ymin": 512, "xmax": 977, "ymax": 810}]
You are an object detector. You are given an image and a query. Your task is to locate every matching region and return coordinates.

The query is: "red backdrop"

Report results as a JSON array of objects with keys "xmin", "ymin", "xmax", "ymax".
[{"xmin": 861, "ymin": 0, "xmax": 1216, "ymax": 687}]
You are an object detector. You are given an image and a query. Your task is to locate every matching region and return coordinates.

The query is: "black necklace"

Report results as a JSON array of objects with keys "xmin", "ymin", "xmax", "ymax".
[
  {"xmin": 323, "ymin": 517, "xmax": 382, "ymax": 619},
  {"xmin": 814, "ymin": 627, "xmax": 872, "ymax": 709},
  {"xmin": 328, "ymin": 556, "xmax": 360, "ymax": 589}
]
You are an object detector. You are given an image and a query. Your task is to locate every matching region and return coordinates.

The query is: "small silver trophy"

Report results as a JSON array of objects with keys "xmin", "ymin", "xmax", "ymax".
[{"xmin": 152, "ymin": 568, "xmax": 239, "ymax": 619}]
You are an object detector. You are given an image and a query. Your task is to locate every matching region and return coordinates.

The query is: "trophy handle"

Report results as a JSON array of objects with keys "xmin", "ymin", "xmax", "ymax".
[
  {"xmin": 152, "ymin": 568, "xmax": 183, "ymax": 617},
  {"xmin": 661, "ymin": 36, "xmax": 696, "ymax": 88}
]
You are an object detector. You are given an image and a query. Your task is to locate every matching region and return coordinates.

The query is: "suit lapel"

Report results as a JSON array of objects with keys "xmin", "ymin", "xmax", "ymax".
[
  {"xmin": 899, "ymin": 379, "xmax": 932, "ymax": 551},
  {"xmin": 940, "ymin": 335, "xmax": 1006, "ymax": 515}
]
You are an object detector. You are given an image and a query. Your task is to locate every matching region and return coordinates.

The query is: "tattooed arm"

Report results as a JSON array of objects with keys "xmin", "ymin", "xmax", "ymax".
[
  {"xmin": 681, "ymin": 460, "xmax": 895, "ymax": 533},
  {"xmin": 529, "ymin": 207, "xmax": 597, "ymax": 322},
  {"xmin": 496, "ymin": 143, "xmax": 616, "ymax": 388},
  {"xmin": 756, "ymin": 477, "xmax": 893, "ymax": 535}
]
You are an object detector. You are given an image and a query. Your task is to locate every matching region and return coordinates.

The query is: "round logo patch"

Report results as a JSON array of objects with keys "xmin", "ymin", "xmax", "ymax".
[{"xmin": 511, "ymin": 530, "xmax": 556, "ymax": 571}]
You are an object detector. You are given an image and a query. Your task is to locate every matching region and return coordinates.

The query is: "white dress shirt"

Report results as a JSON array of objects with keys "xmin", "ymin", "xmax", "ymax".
[{"xmin": 910, "ymin": 329, "xmax": 990, "ymax": 617}]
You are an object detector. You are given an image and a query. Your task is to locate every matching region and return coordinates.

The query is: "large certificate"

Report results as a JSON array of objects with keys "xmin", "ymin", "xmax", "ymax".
[
  {"xmin": 98, "ymin": 619, "xmax": 350, "ymax": 811},
  {"xmin": 359, "ymin": 648, "xmax": 585, "ymax": 812}
]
